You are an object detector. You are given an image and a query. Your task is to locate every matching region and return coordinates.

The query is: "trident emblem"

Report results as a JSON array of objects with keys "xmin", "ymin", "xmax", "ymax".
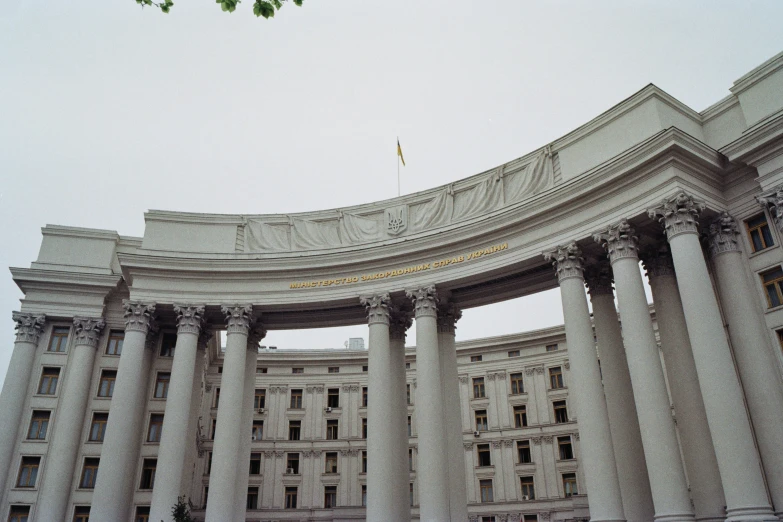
[{"xmin": 386, "ymin": 206, "xmax": 407, "ymax": 236}]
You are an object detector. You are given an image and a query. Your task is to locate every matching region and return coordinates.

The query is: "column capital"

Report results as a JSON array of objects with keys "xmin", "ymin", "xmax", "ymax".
[
  {"xmin": 173, "ymin": 304, "xmax": 206, "ymax": 336},
  {"xmin": 543, "ymin": 242, "xmax": 584, "ymax": 283},
  {"xmin": 648, "ymin": 191, "xmax": 705, "ymax": 240},
  {"xmin": 122, "ymin": 300, "xmax": 157, "ymax": 334},
  {"xmin": 247, "ymin": 324, "xmax": 267, "ymax": 351},
  {"xmin": 198, "ymin": 326, "xmax": 214, "ymax": 349},
  {"xmin": 706, "ymin": 211, "xmax": 742, "ymax": 258},
  {"xmin": 12, "ymin": 311, "xmax": 46, "ymax": 344},
  {"xmin": 593, "ymin": 219, "xmax": 639, "ymax": 264},
  {"xmin": 359, "ymin": 293, "xmax": 391, "ymax": 326},
  {"xmin": 757, "ymin": 185, "xmax": 783, "ymax": 231},
  {"xmin": 436, "ymin": 303, "xmax": 462, "ymax": 334},
  {"xmin": 73, "ymin": 317, "xmax": 106, "ymax": 348},
  {"xmin": 406, "ymin": 286, "xmax": 439, "ymax": 318},
  {"xmin": 389, "ymin": 308, "xmax": 413, "ymax": 342},
  {"xmin": 221, "ymin": 304, "xmax": 255, "ymax": 335},
  {"xmin": 583, "ymin": 261, "xmax": 614, "ymax": 296},
  {"xmin": 641, "ymin": 245, "xmax": 676, "ymax": 279}
]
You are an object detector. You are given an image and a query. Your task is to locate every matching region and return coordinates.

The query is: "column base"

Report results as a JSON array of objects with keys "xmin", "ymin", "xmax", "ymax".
[
  {"xmin": 590, "ymin": 519, "xmax": 626, "ymax": 522},
  {"xmin": 654, "ymin": 514, "xmax": 696, "ymax": 522},
  {"xmin": 695, "ymin": 517, "xmax": 727, "ymax": 522},
  {"xmin": 726, "ymin": 506, "xmax": 779, "ymax": 522}
]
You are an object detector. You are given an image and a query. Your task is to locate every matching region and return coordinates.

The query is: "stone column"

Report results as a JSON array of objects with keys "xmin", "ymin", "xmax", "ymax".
[
  {"xmin": 649, "ymin": 193, "xmax": 778, "ymax": 520},
  {"xmin": 37, "ymin": 317, "xmax": 105, "ymax": 522},
  {"xmin": 437, "ymin": 304, "xmax": 469, "ymax": 522},
  {"xmin": 91, "ymin": 301, "xmax": 157, "ymax": 522},
  {"xmin": 406, "ymin": 285, "xmax": 450, "ymax": 522},
  {"xmin": 708, "ymin": 211, "xmax": 783, "ymax": 516},
  {"xmin": 0, "ymin": 312, "xmax": 45, "ymax": 493},
  {"xmin": 543, "ymin": 244, "xmax": 625, "ymax": 522},
  {"xmin": 458, "ymin": 376, "xmax": 471, "ymax": 431},
  {"xmin": 594, "ymin": 222, "xmax": 695, "ymax": 522},
  {"xmin": 362, "ymin": 294, "xmax": 408, "ymax": 522},
  {"xmin": 206, "ymin": 305, "xmax": 255, "ymax": 521},
  {"xmin": 149, "ymin": 305, "xmax": 206, "ymax": 522},
  {"xmin": 234, "ymin": 326, "xmax": 263, "ymax": 522},
  {"xmin": 463, "ymin": 443, "xmax": 476, "ymax": 503},
  {"xmin": 584, "ymin": 264, "xmax": 655, "ymax": 522},
  {"xmin": 391, "ymin": 310, "xmax": 413, "ymax": 522},
  {"xmin": 642, "ymin": 248, "xmax": 726, "ymax": 521}
]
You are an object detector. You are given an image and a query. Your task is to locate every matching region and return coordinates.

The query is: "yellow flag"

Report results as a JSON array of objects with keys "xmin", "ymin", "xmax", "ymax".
[{"xmin": 397, "ymin": 138, "xmax": 406, "ymax": 166}]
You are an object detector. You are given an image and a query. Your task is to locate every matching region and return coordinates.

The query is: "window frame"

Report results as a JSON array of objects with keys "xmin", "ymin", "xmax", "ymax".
[
  {"xmin": 16, "ymin": 456, "xmax": 40, "ymax": 488},
  {"xmin": 106, "ymin": 330, "xmax": 125, "ymax": 356},
  {"xmin": 326, "ymin": 419, "xmax": 339, "ymax": 440},
  {"xmin": 557, "ymin": 435, "xmax": 574, "ymax": 460},
  {"xmin": 761, "ymin": 267, "xmax": 783, "ymax": 308},
  {"xmin": 88, "ymin": 412, "xmax": 109, "ymax": 442},
  {"xmin": 479, "ymin": 479, "xmax": 494, "ymax": 503},
  {"xmin": 513, "ymin": 405, "xmax": 528, "ymax": 428},
  {"xmin": 477, "ymin": 444, "xmax": 491, "ymax": 467},
  {"xmin": 139, "ymin": 458, "xmax": 157, "ymax": 490},
  {"xmin": 79, "ymin": 458, "xmax": 100, "ymax": 489},
  {"xmin": 37, "ymin": 367, "xmax": 60, "ymax": 396},
  {"xmin": 510, "ymin": 373, "xmax": 524, "ymax": 394},
  {"xmin": 290, "ymin": 389, "xmax": 303, "ymax": 409},
  {"xmin": 284, "ymin": 486, "xmax": 298, "ymax": 509},
  {"xmin": 327, "ymin": 388, "xmax": 340, "ymax": 408},
  {"xmin": 153, "ymin": 372, "xmax": 171, "ymax": 399},
  {"xmin": 520, "ymin": 475, "xmax": 535, "ymax": 499},
  {"xmin": 746, "ymin": 213, "xmax": 775, "ymax": 253},
  {"xmin": 325, "ymin": 452, "xmax": 338, "ymax": 474},
  {"xmin": 517, "ymin": 440, "xmax": 532, "ymax": 464},
  {"xmin": 97, "ymin": 370, "xmax": 117, "ymax": 398},
  {"xmin": 563, "ymin": 472, "xmax": 578, "ymax": 498},
  {"xmin": 474, "ymin": 409, "xmax": 488, "ymax": 431},
  {"xmin": 553, "ymin": 400, "xmax": 569, "ymax": 423},
  {"xmin": 27, "ymin": 411, "xmax": 50, "ymax": 441},
  {"xmin": 47, "ymin": 326, "xmax": 70, "ymax": 353},
  {"xmin": 324, "ymin": 485, "xmax": 337, "ymax": 508},
  {"xmin": 147, "ymin": 413, "xmax": 164, "ymax": 443},
  {"xmin": 549, "ymin": 366, "xmax": 564, "ymax": 389},
  {"xmin": 472, "ymin": 377, "xmax": 486, "ymax": 398},
  {"xmin": 288, "ymin": 420, "xmax": 301, "ymax": 441}
]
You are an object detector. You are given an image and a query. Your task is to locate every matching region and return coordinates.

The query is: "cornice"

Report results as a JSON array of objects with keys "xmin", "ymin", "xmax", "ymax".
[
  {"xmin": 700, "ymin": 94, "xmax": 740, "ymax": 123},
  {"xmin": 730, "ymin": 50, "xmax": 783, "ymax": 95},
  {"xmin": 41, "ymin": 225, "xmax": 120, "ymax": 242},
  {"xmin": 719, "ymin": 110, "xmax": 783, "ymax": 164},
  {"xmin": 10, "ymin": 268, "xmax": 122, "ymax": 292}
]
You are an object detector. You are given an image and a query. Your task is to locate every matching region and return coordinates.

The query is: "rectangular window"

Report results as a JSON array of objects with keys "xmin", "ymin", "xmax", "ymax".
[
  {"xmin": 554, "ymin": 400, "xmax": 569, "ymax": 423},
  {"xmin": 252, "ymin": 420, "xmax": 263, "ymax": 440},
  {"xmin": 27, "ymin": 411, "xmax": 50, "ymax": 440},
  {"xmin": 154, "ymin": 372, "xmax": 170, "ymax": 399},
  {"xmin": 257, "ymin": 367, "xmax": 267, "ymax": 374},
  {"xmin": 477, "ymin": 444, "xmax": 491, "ymax": 466},
  {"xmin": 80, "ymin": 458, "xmax": 99, "ymax": 489},
  {"xmin": 135, "ymin": 506, "xmax": 150, "ymax": 522},
  {"xmin": 470, "ymin": 355, "xmax": 482, "ymax": 362},
  {"xmin": 325, "ymin": 452, "xmax": 338, "ymax": 473},
  {"xmin": 290, "ymin": 389, "xmax": 303, "ymax": 409},
  {"xmin": 292, "ymin": 367, "xmax": 304, "ymax": 374},
  {"xmin": 409, "ymin": 448, "xmax": 413, "ymax": 471},
  {"xmin": 17, "ymin": 456, "xmax": 40, "ymax": 488},
  {"xmin": 558, "ymin": 436, "xmax": 574, "ymax": 460},
  {"xmin": 361, "ymin": 485, "xmax": 367, "ymax": 506},
  {"xmin": 8, "ymin": 506, "xmax": 30, "ymax": 522},
  {"xmin": 563, "ymin": 472, "xmax": 578, "ymax": 497},
  {"xmin": 508, "ymin": 349, "xmax": 520, "ymax": 357},
  {"xmin": 405, "ymin": 362, "xmax": 411, "ymax": 369},
  {"xmin": 407, "ymin": 415, "xmax": 412, "ymax": 437},
  {"xmin": 761, "ymin": 267, "xmax": 783, "ymax": 308},
  {"xmin": 326, "ymin": 419, "xmax": 339, "ymax": 440},
  {"xmin": 211, "ymin": 418, "xmax": 216, "ymax": 440},
  {"xmin": 549, "ymin": 366, "xmax": 564, "ymax": 389},
  {"xmin": 747, "ymin": 214, "xmax": 775, "ymax": 252},
  {"xmin": 285, "ymin": 486, "xmax": 298, "ymax": 509},
  {"xmin": 213, "ymin": 388, "xmax": 220, "ymax": 408},
  {"xmin": 249, "ymin": 452, "xmax": 261, "ymax": 474},
  {"xmin": 328, "ymin": 366, "xmax": 339, "ymax": 373},
  {"xmin": 247, "ymin": 486, "xmax": 259, "ymax": 510},
  {"xmin": 518, "ymin": 440, "xmax": 532, "ymax": 463},
  {"xmin": 546, "ymin": 343, "xmax": 558, "ymax": 352},
  {"xmin": 520, "ymin": 476, "xmax": 535, "ymax": 499},
  {"xmin": 479, "ymin": 479, "xmax": 494, "ymax": 502},
  {"xmin": 98, "ymin": 370, "xmax": 117, "ymax": 398},
  {"xmin": 147, "ymin": 414, "xmax": 164, "ymax": 443},
  {"xmin": 89, "ymin": 412, "xmax": 108, "ymax": 442},
  {"xmin": 140, "ymin": 458, "xmax": 157, "ymax": 489},
  {"xmin": 106, "ymin": 330, "xmax": 124, "ymax": 355},
  {"xmin": 48, "ymin": 326, "xmax": 70, "ymax": 352},
  {"xmin": 254, "ymin": 389, "xmax": 266, "ymax": 409},
  {"xmin": 362, "ymin": 451, "xmax": 367, "ymax": 473},
  {"xmin": 410, "ymin": 482, "xmax": 414, "ymax": 506},
  {"xmin": 362, "ymin": 365, "xmax": 368, "ymax": 372},
  {"xmin": 475, "ymin": 409, "xmax": 488, "ymax": 431},
  {"xmin": 206, "ymin": 452, "xmax": 212, "ymax": 474},
  {"xmin": 324, "ymin": 485, "xmax": 337, "ymax": 508},
  {"xmin": 510, "ymin": 373, "xmax": 524, "ymax": 394},
  {"xmin": 159, "ymin": 333, "xmax": 176, "ymax": 357},
  {"xmin": 406, "ymin": 383, "xmax": 411, "ymax": 405},
  {"xmin": 777, "ymin": 329, "xmax": 783, "ymax": 354},
  {"xmin": 524, "ymin": 516, "xmax": 538, "ymax": 522},
  {"xmin": 203, "ymin": 486, "xmax": 209, "ymax": 509},
  {"xmin": 481, "ymin": 517, "xmax": 494, "ymax": 522},
  {"xmin": 362, "ymin": 418, "xmax": 367, "ymax": 439},
  {"xmin": 362, "ymin": 387, "xmax": 368, "ymax": 407},
  {"xmin": 327, "ymin": 388, "xmax": 340, "ymax": 408},
  {"xmin": 73, "ymin": 506, "xmax": 90, "ymax": 522},
  {"xmin": 514, "ymin": 405, "xmax": 528, "ymax": 428},
  {"xmin": 473, "ymin": 377, "xmax": 485, "ymax": 398},
  {"xmin": 38, "ymin": 367, "xmax": 60, "ymax": 395},
  {"xmin": 288, "ymin": 420, "xmax": 301, "ymax": 441}
]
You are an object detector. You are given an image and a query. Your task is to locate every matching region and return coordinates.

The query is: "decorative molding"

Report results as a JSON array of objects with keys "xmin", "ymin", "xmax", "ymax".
[
  {"xmin": 491, "ymin": 371, "xmax": 506, "ymax": 380},
  {"xmin": 542, "ymin": 435, "xmax": 553, "ymax": 444},
  {"xmin": 641, "ymin": 245, "xmax": 676, "ymax": 279},
  {"xmin": 707, "ymin": 211, "xmax": 742, "ymax": 257},
  {"xmin": 543, "ymin": 242, "xmax": 584, "ymax": 283},
  {"xmin": 389, "ymin": 308, "xmax": 412, "ymax": 342},
  {"xmin": 204, "ymin": 383, "xmax": 212, "ymax": 392},
  {"xmin": 539, "ymin": 512, "xmax": 551, "ymax": 522},
  {"xmin": 198, "ymin": 325, "xmax": 214, "ymax": 349},
  {"xmin": 758, "ymin": 186, "xmax": 783, "ymax": 232},
  {"xmin": 458, "ymin": 375, "xmax": 469, "ymax": 384},
  {"xmin": 593, "ymin": 218, "xmax": 639, "ymax": 264},
  {"xmin": 263, "ymin": 451, "xmax": 274, "ymax": 458},
  {"xmin": 348, "ymin": 384, "xmax": 360, "ymax": 392},
  {"xmin": 73, "ymin": 317, "xmax": 106, "ymax": 348},
  {"xmin": 491, "ymin": 441, "xmax": 502, "ymax": 448},
  {"xmin": 531, "ymin": 436, "xmax": 542, "ymax": 445},
  {"xmin": 463, "ymin": 442, "xmax": 474, "ymax": 450},
  {"xmin": 195, "ymin": 416, "xmax": 206, "ymax": 458},
  {"xmin": 524, "ymin": 367, "xmax": 536, "ymax": 376},
  {"xmin": 583, "ymin": 261, "xmax": 613, "ymax": 296},
  {"xmin": 144, "ymin": 327, "xmax": 160, "ymax": 352},
  {"xmin": 221, "ymin": 304, "xmax": 255, "ymax": 335},
  {"xmin": 274, "ymin": 450, "xmax": 285, "ymax": 458},
  {"xmin": 122, "ymin": 300, "xmax": 156, "ymax": 333},
  {"xmin": 406, "ymin": 286, "xmax": 439, "ymax": 318},
  {"xmin": 342, "ymin": 384, "xmax": 352, "ymax": 392},
  {"xmin": 503, "ymin": 440, "xmax": 514, "ymax": 447},
  {"xmin": 247, "ymin": 324, "xmax": 268, "ymax": 351},
  {"xmin": 173, "ymin": 304, "xmax": 206, "ymax": 335},
  {"xmin": 534, "ymin": 365, "xmax": 545, "ymax": 375},
  {"xmin": 648, "ymin": 191, "xmax": 705, "ymax": 240},
  {"xmin": 487, "ymin": 373, "xmax": 496, "ymax": 381},
  {"xmin": 12, "ymin": 312, "xmax": 46, "ymax": 344},
  {"xmin": 436, "ymin": 302, "xmax": 462, "ymax": 334},
  {"xmin": 360, "ymin": 293, "xmax": 391, "ymax": 326},
  {"xmin": 563, "ymin": 360, "xmax": 570, "ymax": 371},
  {"xmin": 574, "ymin": 432, "xmax": 580, "ymax": 441}
]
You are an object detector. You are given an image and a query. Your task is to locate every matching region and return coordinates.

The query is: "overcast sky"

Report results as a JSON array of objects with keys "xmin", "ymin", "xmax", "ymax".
[{"xmin": 1, "ymin": 1, "xmax": 782, "ymax": 386}]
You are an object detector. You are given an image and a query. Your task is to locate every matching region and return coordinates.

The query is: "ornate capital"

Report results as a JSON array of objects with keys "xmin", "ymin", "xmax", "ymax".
[
  {"xmin": 221, "ymin": 304, "xmax": 255, "ymax": 335},
  {"xmin": 458, "ymin": 375, "xmax": 469, "ymax": 384},
  {"xmin": 503, "ymin": 439, "xmax": 514, "ymax": 447},
  {"xmin": 360, "ymin": 294, "xmax": 391, "ymax": 326},
  {"xmin": 534, "ymin": 365, "xmax": 545, "ymax": 375},
  {"xmin": 463, "ymin": 442, "xmax": 474, "ymax": 451},
  {"xmin": 406, "ymin": 286, "xmax": 439, "ymax": 318},
  {"xmin": 174, "ymin": 304, "xmax": 206, "ymax": 336},
  {"xmin": 706, "ymin": 211, "xmax": 742, "ymax": 257},
  {"xmin": 12, "ymin": 312, "xmax": 46, "ymax": 344},
  {"xmin": 583, "ymin": 261, "xmax": 613, "ymax": 297},
  {"xmin": 436, "ymin": 303, "xmax": 462, "ymax": 334},
  {"xmin": 491, "ymin": 441, "xmax": 502, "ymax": 448},
  {"xmin": 122, "ymin": 300, "xmax": 156, "ymax": 333},
  {"xmin": 73, "ymin": 317, "xmax": 106, "ymax": 348},
  {"xmin": 563, "ymin": 360, "xmax": 570, "ymax": 370},
  {"xmin": 757, "ymin": 186, "xmax": 783, "ymax": 231},
  {"xmin": 574, "ymin": 432, "xmax": 580, "ymax": 441},
  {"xmin": 198, "ymin": 326, "xmax": 214, "ymax": 349},
  {"xmin": 487, "ymin": 373, "xmax": 496, "ymax": 381},
  {"xmin": 542, "ymin": 435, "xmax": 553, "ymax": 444},
  {"xmin": 641, "ymin": 245, "xmax": 676, "ymax": 279},
  {"xmin": 524, "ymin": 367, "xmax": 536, "ymax": 376},
  {"xmin": 648, "ymin": 191, "xmax": 705, "ymax": 240},
  {"xmin": 531, "ymin": 436, "xmax": 542, "ymax": 445},
  {"xmin": 274, "ymin": 450, "xmax": 285, "ymax": 458},
  {"xmin": 247, "ymin": 324, "xmax": 267, "ymax": 351},
  {"xmin": 389, "ymin": 308, "xmax": 412, "ymax": 342},
  {"xmin": 543, "ymin": 242, "xmax": 584, "ymax": 283},
  {"xmin": 144, "ymin": 326, "xmax": 160, "ymax": 351},
  {"xmin": 593, "ymin": 219, "xmax": 639, "ymax": 264}
]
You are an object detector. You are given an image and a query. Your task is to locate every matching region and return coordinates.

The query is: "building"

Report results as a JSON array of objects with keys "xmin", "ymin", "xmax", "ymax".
[{"xmin": 2, "ymin": 50, "xmax": 783, "ymax": 522}]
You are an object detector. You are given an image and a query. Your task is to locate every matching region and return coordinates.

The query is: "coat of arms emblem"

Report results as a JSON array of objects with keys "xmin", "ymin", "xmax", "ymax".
[{"xmin": 386, "ymin": 205, "xmax": 408, "ymax": 236}]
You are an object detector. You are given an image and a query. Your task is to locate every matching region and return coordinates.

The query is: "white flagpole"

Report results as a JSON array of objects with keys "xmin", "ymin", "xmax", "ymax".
[{"xmin": 397, "ymin": 136, "xmax": 401, "ymax": 197}]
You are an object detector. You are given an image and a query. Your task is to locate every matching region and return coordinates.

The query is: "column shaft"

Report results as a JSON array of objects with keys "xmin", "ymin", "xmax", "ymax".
[
  {"xmin": 391, "ymin": 314, "xmax": 412, "ymax": 522},
  {"xmin": 544, "ymin": 245, "xmax": 625, "ymax": 522},
  {"xmin": 234, "ymin": 345, "xmax": 259, "ymax": 521},
  {"xmin": 37, "ymin": 318, "xmax": 104, "ymax": 522},
  {"xmin": 588, "ymin": 285, "xmax": 655, "ymax": 522},
  {"xmin": 91, "ymin": 301, "xmax": 156, "ymax": 522}
]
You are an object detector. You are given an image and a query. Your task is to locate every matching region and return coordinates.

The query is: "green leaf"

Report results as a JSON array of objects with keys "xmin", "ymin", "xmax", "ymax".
[
  {"xmin": 272, "ymin": 0, "xmax": 282, "ymax": 9},
  {"xmin": 293, "ymin": 0, "xmax": 302, "ymax": 5},
  {"xmin": 254, "ymin": 0, "xmax": 274, "ymax": 18}
]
